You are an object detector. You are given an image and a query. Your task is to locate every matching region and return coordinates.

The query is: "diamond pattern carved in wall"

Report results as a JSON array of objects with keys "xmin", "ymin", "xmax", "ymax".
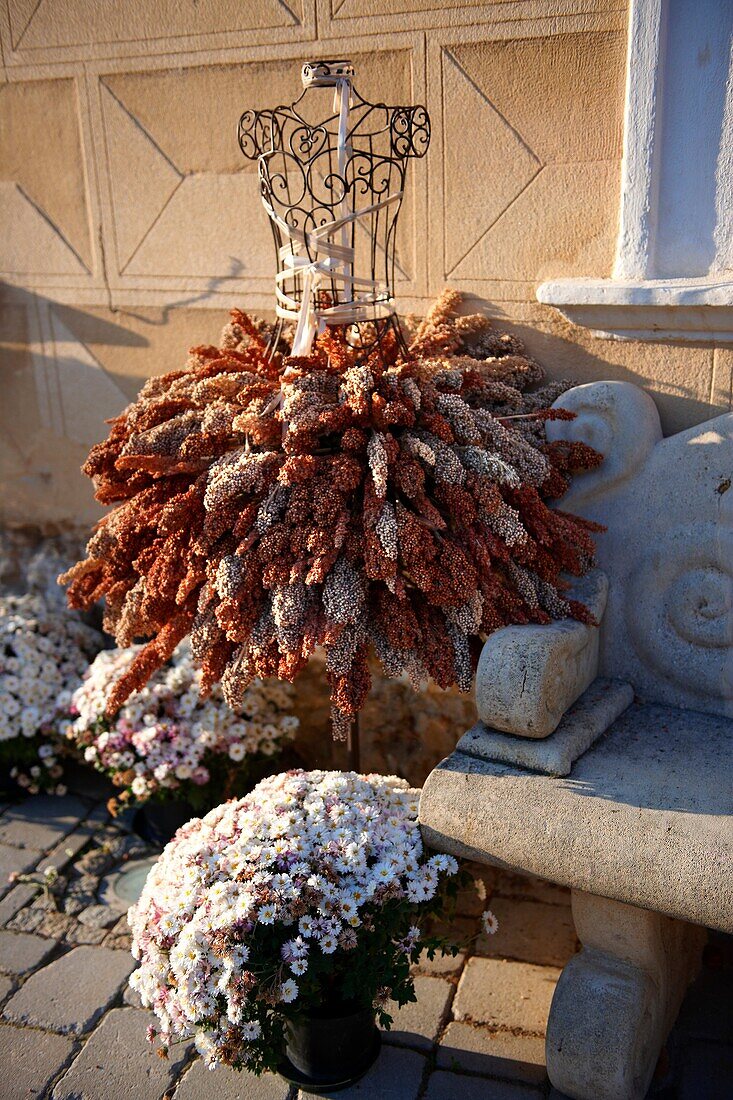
[
  {"xmin": 0, "ymin": 78, "xmax": 91, "ymax": 276},
  {"xmin": 100, "ymin": 51, "xmax": 416, "ymax": 288},
  {"xmin": 7, "ymin": 0, "xmax": 302, "ymax": 51},
  {"xmin": 332, "ymin": 0, "xmax": 514, "ymax": 14},
  {"xmin": 441, "ymin": 31, "xmax": 626, "ymax": 284}
]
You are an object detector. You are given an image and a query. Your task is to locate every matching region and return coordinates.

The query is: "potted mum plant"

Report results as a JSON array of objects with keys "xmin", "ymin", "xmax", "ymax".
[
  {"xmin": 64, "ymin": 643, "xmax": 298, "ymax": 843},
  {"xmin": 0, "ymin": 592, "xmax": 102, "ymax": 797},
  {"xmin": 129, "ymin": 769, "xmax": 463, "ymax": 1092}
]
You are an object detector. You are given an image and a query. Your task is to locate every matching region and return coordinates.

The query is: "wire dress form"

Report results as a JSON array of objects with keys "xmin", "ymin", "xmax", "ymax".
[{"xmin": 238, "ymin": 59, "xmax": 430, "ymax": 366}]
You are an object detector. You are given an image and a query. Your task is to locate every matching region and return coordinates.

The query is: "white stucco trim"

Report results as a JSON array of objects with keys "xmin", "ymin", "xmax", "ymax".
[
  {"xmin": 613, "ymin": 0, "xmax": 663, "ymax": 282},
  {"xmin": 538, "ymin": 0, "xmax": 733, "ymax": 343},
  {"xmin": 537, "ymin": 277, "xmax": 733, "ymax": 341}
]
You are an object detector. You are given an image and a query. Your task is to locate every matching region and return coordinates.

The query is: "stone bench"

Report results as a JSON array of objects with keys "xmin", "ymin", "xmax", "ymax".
[{"xmin": 420, "ymin": 380, "xmax": 733, "ymax": 1100}]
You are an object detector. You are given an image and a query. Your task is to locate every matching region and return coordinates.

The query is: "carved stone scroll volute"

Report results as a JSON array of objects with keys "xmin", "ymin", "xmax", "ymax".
[{"xmin": 547, "ymin": 381, "xmax": 733, "ymax": 717}]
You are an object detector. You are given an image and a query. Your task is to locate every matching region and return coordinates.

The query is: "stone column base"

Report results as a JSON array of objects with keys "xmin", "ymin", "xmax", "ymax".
[{"xmin": 546, "ymin": 890, "xmax": 706, "ymax": 1100}]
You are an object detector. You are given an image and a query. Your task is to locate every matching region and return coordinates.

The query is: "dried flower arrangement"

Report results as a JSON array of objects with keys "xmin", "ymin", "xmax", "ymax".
[
  {"xmin": 0, "ymin": 592, "xmax": 102, "ymax": 794},
  {"xmin": 128, "ymin": 769, "xmax": 462, "ymax": 1075},
  {"xmin": 64, "ymin": 643, "xmax": 299, "ymax": 815},
  {"xmin": 60, "ymin": 290, "xmax": 601, "ymax": 737}
]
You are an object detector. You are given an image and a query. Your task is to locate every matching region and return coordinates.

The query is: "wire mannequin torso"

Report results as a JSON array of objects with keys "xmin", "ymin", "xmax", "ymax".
[{"xmin": 238, "ymin": 60, "xmax": 430, "ymax": 366}]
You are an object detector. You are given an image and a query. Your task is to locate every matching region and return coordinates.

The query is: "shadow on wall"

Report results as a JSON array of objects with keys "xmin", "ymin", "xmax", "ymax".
[
  {"xmin": 112, "ymin": 258, "xmax": 245, "ymax": 328},
  {"xmin": 516, "ymin": 322, "xmax": 719, "ymax": 434},
  {"xmin": 0, "ymin": 287, "xmax": 136, "ymax": 527},
  {"xmin": 459, "ymin": 295, "xmax": 724, "ymax": 435},
  {"xmin": 0, "ymin": 283, "xmax": 223, "ymax": 528}
]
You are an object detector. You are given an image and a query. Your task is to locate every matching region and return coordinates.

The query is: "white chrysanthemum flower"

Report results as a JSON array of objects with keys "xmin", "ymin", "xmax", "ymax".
[
  {"xmin": 63, "ymin": 642, "xmax": 297, "ymax": 804},
  {"xmin": 0, "ymin": 592, "xmax": 102, "ymax": 790},
  {"xmin": 279, "ymin": 978, "xmax": 298, "ymax": 1003},
  {"xmin": 481, "ymin": 909, "xmax": 499, "ymax": 936}
]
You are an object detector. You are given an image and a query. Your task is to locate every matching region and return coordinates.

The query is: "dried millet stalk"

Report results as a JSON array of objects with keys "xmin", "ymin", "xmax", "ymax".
[{"xmin": 60, "ymin": 290, "xmax": 602, "ymax": 738}]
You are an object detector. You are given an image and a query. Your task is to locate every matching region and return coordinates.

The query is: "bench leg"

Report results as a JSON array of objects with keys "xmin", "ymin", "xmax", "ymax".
[{"xmin": 545, "ymin": 889, "xmax": 706, "ymax": 1100}]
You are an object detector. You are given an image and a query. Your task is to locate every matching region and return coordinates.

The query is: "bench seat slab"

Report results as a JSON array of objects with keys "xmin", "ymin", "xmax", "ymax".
[{"xmin": 420, "ymin": 702, "xmax": 733, "ymax": 933}]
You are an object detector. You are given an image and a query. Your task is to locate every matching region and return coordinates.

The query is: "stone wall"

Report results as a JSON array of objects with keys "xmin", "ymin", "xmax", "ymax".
[{"xmin": 2, "ymin": 0, "xmax": 730, "ymax": 531}]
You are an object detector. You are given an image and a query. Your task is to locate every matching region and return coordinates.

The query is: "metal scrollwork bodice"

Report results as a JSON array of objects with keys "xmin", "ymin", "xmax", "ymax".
[{"xmin": 238, "ymin": 59, "xmax": 430, "ymax": 361}]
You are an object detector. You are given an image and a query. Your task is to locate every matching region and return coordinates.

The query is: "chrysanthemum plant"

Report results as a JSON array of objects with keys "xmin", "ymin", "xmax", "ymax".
[
  {"xmin": 64, "ymin": 643, "xmax": 298, "ymax": 815},
  {"xmin": 0, "ymin": 593, "xmax": 102, "ymax": 795},
  {"xmin": 129, "ymin": 770, "xmax": 467, "ymax": 1075},
  {"xmin": 60, "ymin": 290, "xmax": 601, "ymax": 741}
]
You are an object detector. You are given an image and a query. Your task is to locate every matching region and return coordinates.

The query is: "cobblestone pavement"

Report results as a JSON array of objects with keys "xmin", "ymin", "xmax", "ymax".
[{"xmin": 0, "ymin": 795, "xmax": 730, "ymax": 1100}]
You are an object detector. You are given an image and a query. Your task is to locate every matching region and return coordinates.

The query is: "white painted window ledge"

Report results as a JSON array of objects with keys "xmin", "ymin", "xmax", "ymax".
[
  {"xmin": 538, "ymin": 1, "xmax": 733, "ymax": 344},
  {"xmin": 536, "ymin": 277, "xmax": 733, "ymax": 343}
]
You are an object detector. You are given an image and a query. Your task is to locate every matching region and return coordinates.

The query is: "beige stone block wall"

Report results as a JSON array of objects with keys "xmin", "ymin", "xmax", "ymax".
[{"xmin": 0, "ymin": 0, "xmax": 728, "ymax": 530}]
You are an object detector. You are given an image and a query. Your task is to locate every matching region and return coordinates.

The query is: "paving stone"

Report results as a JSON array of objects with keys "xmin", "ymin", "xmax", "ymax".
[
  {"xmin": 415, "ymin": 947, "xmax": 465, "ymax": 976},
  {"xmin": 298, "ymin": 1044, "xmax": 427, "ymax": 1099},
  {"xmin": 0, "ymin": 929, "xmax": 55, "ymax": 975},
  {"xmin": 123, "ymin": 979, "xmax": 142, "ymax": 1008},
  {"xmin": 0, "ymin": 883, "xmax": 37, "ymax": 925},
  {"xmin": 2, "ymin": 794, "xmax": 90, "ymax": 825},
  {"xmin": 124, "ymin": 838, "xmax": 152, "ymax": 859},
  {"xmin": 70, "ymin": 871, "xmax": 100, "ymax": 889},
  {"xmin": 424, "ymin": 1071, "xmax": 541, "ymax": 1099},
  {"xmin": 474, "ymin": 898, "xmax": 578, "ymax": 967},
  {"xmin": 66, "ymin": 874, "xmax": 98, "ymax": 908},
  {"xmin": 39, "ymin": 912, "xmax": 75, "ymax": 939},
  {"xmin": 0, "ymin": 843, "xmax": 38, "ymax": 897},
  {"xmin": 6, "ymin": 906, "xmax": 45, "ymax": 932},
  {"xmin": 103, "ymin": 834, "xmax": 138, "ymax": 861},
  {"xmin": 438, "ymin": 1022, "xmax": 548, "ymax": 1085},
  {"xmin": 453, "ymin": 958, "xmax": 561, "ymax": 1035},
  {"xmin": 456, "ymin": 867, "xmax": 498, "ymax": 917},
  {"xmin": 4, "ymin": 944, "xmax": 135, "ymax": 1035},
  {"xmin": 494, "ymin": 870, "xmax": 571, "ymax": 908},
  {"xmin": 456, "ymin": 890, "xmax": 489, "ymax": 918},
  {"xmin": 44, "ymin": 828, "xmax": 96, "ymax": 872},
  {"xmin": 0, "ymin": 975, "xmax": 13, "ymax": 1002},
  {"xmin": 676, "ymin": 1040, "xmax": 733, "ymax": 1100},
  {"xmin": 31, "ymin": 889, "xmax": 58, "ymax": 910},
  {"xmin": 429, "ymin": 915, "xmax": 482, "ymax": 946},
  {"xmin": 383, "ymin": 975, "xmax": 453, "ymax": 1050},
  {"xmin": 76, "ymin": 849, "xmax": 114, "ymax": 876},
  {"xmin": 78, "ymin": 904, "xmax": 119, "ymax": 930},
  {"xmin": 109, "ymin": 914, "xmax": 131, "ymax": 936},
  {"xmin": 174, "ymin": 1057, "xmax": 289, "ymax": 1099},
  {"xmin": 53, "ymin": 1006, "xmax": 188, "ymax": 1099},
  {"xmin": 64, "ymin": 922, "xmax": 107, "ymax": 945},
  {"xmin": 0, "ymin": 1023, "xmax": 75, "ymax": 1100},
  {"xmin": 105, "ymin": 933, "xmax": 132, "ymax": 951},
  {"xmin": 0, "ymin": 795, "xmax": 88, "ymax": 851},
  {"xmin": 85, "ymin": 804, "xmax": 112, "ymax": 828}
]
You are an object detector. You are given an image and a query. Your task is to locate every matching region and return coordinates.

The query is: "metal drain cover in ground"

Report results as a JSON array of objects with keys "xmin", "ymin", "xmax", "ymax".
[{"xmin": 99, "ymin": 857, "xmax": 158, "ymax": 910}]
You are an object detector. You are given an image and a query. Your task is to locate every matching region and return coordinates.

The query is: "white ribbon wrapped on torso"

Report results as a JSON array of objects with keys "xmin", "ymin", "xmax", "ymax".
[{"xmin": 263, "ymin": 66, "xmax": 402, "ymax": 358}]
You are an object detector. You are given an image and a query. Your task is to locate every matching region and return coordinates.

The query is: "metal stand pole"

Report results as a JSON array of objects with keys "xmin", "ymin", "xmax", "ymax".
[{"xmin": 347, "ymin": 711, "xmax": 361, "ymax": 773}]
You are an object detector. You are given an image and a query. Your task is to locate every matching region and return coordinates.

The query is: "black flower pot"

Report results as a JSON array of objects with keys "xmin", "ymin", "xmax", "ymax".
[
  {"xmin": 0, "ymin": 765, "xmax": 22, "ymax": 801},
  {"xmin": 279, "ymin": 1000, "xmax": 380, "ymax": 1094},
  {"xmin": 132, "ymin": 800, "xmax": 195, "ymax": 848}
]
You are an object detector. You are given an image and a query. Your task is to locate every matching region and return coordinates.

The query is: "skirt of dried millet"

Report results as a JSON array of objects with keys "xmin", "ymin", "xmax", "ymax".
[{"xmin": 61, "ymin": 290, "xmax": 602, "ymax": 739}]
